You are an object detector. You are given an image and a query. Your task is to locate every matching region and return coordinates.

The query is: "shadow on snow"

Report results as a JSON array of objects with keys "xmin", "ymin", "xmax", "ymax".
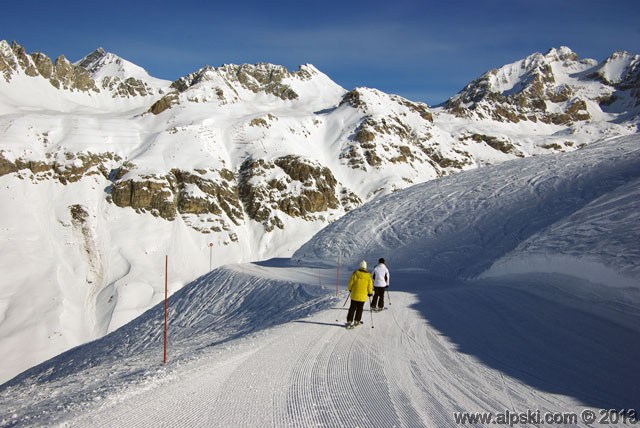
[{"xmin": 393, "ymin": 270, "xmax": 640, "ymax": 411}]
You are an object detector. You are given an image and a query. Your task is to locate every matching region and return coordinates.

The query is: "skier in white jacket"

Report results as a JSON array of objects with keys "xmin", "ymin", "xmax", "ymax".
[{"xmin": 371, "ymin": 258, "xmax": 389, "ymax": 311}]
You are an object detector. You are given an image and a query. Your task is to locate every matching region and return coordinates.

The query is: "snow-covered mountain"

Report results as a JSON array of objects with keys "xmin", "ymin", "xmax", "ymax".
[
  {"xmin": 443, "ymin": 46, "xmax": 640, "ymax": 126},
  {"xmin": 0, "ymin": 40, "xmax": 638, "ymax": 384},
  {"xmin": 1, "ymin": 135, "xmax": 638, "ymax": 426}
]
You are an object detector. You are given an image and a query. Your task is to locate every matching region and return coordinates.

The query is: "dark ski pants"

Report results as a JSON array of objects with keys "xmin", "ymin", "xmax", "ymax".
[
  {"xmin": 371, "ymin": 287, "xmax": 385, "ymax": 309},
  {"xmin": 347, "ymin": 300, "xmax": 365, "ymax": 323}
]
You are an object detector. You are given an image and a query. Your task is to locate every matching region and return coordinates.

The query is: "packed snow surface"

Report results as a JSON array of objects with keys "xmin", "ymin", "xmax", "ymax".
[{"xmin": 0, "ymin": 135, "xmax": 638, "ymax": 427}]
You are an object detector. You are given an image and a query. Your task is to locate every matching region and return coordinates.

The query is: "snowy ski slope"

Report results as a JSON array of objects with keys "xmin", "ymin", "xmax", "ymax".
[{"xmin": 0, "ymin": 135, "xmax": 639, "ymax": 427}]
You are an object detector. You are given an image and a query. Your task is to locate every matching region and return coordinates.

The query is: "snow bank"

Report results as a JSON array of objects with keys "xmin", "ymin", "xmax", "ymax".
[
  {"xmin": 481, "ymin": 254, "xmax": 638, "ymax": 288},
  {"xmin": 295, "ymin": 135, "xmax": 640, "ymax": 288},
  {"xmin": 0, "ymin": 262, "xmax": 338, "ymax": 425},
  {"xmin": 482, "ymin": 172, "xmax": 640, "ymax": 288}
]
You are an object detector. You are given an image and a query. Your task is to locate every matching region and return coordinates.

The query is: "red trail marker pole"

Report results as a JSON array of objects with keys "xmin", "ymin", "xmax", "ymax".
[{"xmin": 164, "ymin": 255, "xmax": 168, "ymax": 365}]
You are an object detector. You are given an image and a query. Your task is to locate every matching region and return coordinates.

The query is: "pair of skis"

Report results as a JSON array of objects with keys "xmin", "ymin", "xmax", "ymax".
[
  {"xmin": 340, "ymin": 291, "xmax": 390, "ymax": 329},
  {"xmin": 345, "ymin": 322, "xmax": 361, "ymax": 330}
]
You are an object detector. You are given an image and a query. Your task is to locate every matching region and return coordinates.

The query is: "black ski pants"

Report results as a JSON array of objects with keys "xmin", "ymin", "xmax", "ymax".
[
  {"xmin": 347, "ymin": 300, "xmax": 365, "ymax": 323},
  {"xmin": 371, "ymin": 286, "xmax": 385, "ymax": 309}
]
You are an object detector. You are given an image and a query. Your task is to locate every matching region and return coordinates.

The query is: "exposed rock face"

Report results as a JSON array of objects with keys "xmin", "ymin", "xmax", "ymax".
[
  {"xmin": 0, "ymin": 41, "xmax": 98, "ymax": 91},
  {"xmin": 199, "ymin": 63, "xmax": 301, "ymax": 100},
  {"xmin": 148, "ymin": 63, "xmax": 312, "ymax": 115},
  {"xmin": 461, "ymin": 134, "xmax": 524, "ymax": 157},
  {"xmin": 171, "ymin": 169, "xmax": 244, "ymax": 226},
  {"xmin": 249, "ymin": 114, "xmax": 277, "ymax": 128},
  {"xmin": 0, "ymin": 41, "xmax": 157, "ymax": 97},
  {"xmin": 50, "ymin": 55, "xmax": 99, "ymax": 92},
  {"xmin": 238, "ymin": 155, "xmax": 360, "ymax": 231},
  {"xmin": 0, "ymin": 151, "xmax": 121, "ymax": 183},
  {"xmin": 0, "ymin": 41, "xmax": 35, "ymax": 81},
  {"xmin": 75, "ymin": 48, "xmax": 157, "ymax": 97},
  {"xmin": 108, "ymin": 156, "xmax": 359, "ymax": 233},
  {"xmin": 340, "ymin": 89, "xmax": 433, "ymax": 121},
  {"xmin": 110, "ymin": 168, "xmax": 243, "ymax": 232},
  {"xmin": 75, "ymin": 48, "xmax": 109, "ymax": 72},
  {"xmin": 31, "ymin": 52, "xmax": 54, "ymax": 78},
  {"xmin": 110, "ymin": 177, "xmax": 176, "ymax": 219},
  {"xmin": 229, "ymin": 63, "xmax": 299, "ymax": 100},
  {"xmin": 148, "ymin": 92, "xmax": 180, "ymax": 114},
  {"xmin": 99, "ymin": 76, "xmax": 153, "ymax": 97},
  {"xmin": 338, "ymin": 88, "xmax": 470, "ymax": 175}
]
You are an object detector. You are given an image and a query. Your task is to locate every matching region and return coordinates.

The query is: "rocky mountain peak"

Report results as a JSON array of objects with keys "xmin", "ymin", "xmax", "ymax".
[
  {"xmin": 213, "ymin": 62, "xmax": 300, "ymax": 100},
  {"xmin": 151, "ymin": 62, "xmax": 335, "ymax": 115},
  {"xmin": 73, "ymin": 47, "xmax": 169, "ymax": 98},
  {"xmin": 594, "ymin": 51, "xmax": 640, "ymax": 85},
  {"xmin": 340, "ymin": 87, "xmax": 433, "ymax": 121},
  {"xmin": 75, "ymin": 47, "xmax": 109, "ymax": 74},
  {"xmin": 442, "ymin": 46, "xmax": 640, "ymax": 124},
  {"xmin": 0, "ymin": 40, "xmax": 37, "ymax": 81},
  {"xmin": 0, "ymin": 40, "xmax": 98, "ymax": 92},
  {"xmin": 543, "ymin": 46, "xmax": 579, "ymax": 63}
]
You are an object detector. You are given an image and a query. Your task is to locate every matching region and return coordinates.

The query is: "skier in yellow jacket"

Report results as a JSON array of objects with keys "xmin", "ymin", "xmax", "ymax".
[{"xmin": 346, "ymin": 260, "xmax": 373, "ymax": 328}]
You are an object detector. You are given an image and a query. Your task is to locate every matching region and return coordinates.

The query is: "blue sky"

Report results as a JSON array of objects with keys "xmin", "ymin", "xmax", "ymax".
[{"xmin": 2, "ymin": 0, "xmax": 639, "ymax": 105}]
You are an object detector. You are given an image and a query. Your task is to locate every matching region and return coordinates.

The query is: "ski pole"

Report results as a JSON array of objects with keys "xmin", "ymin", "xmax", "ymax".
[
  {"xmin": 386, "ymin": 286, "xmax": 391, "ymax": 306},
  {"xmin": 337, "ymin": 291, "xmax": 350, "ymax": 323},
  {"xmin": 342, "ymin": 292, "xmax": 350, "ymax": 307},
  {"xmin": 368, "ymin": 295, "xmax": 374, "ymax": 329}
]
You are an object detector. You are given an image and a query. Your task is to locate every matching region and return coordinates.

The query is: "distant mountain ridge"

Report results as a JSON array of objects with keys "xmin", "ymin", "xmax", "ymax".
[
  {"xmin": 0, "ymin": 39, "xmax": 638, "ymax": 251},
  {"xmin": 443, "ymin": 46, "xmax": 640, "ymax": 124}
]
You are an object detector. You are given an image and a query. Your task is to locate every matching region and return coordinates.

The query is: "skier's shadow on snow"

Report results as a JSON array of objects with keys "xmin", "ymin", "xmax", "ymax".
[
  {"xmin": 402, "ymin": 272, "xmax": 640, "ymax": 411},
  {"xmin": 293, "ymin": 320, "xmax": 345, "ymax": 328}
]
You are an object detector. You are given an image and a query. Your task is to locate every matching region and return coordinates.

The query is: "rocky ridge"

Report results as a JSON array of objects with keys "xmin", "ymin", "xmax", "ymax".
[
  {"xmin": 0, "ymin": 41, "xmax": 98, "ymax": 92},
  {"xmin": 443, "ymin": 47, "xmax": 640, "ymax": 125},
  {"xmin": 339, "ymin": 88, "xmax": 471, "ymax": 175},
  {"xmin": 2, "ymin": 42, "xmax": 639, "ymax": 240},
  {"xmin": 589, "ymin": 50, "xmax": 640, "ymax": 111},
  {"xmin": 0, "ymin": 41, "xmax": 161, "ymax": 98},
  {"xmin": 149, "ymin": 63, "xmax": 321, "ymax": 114}
]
